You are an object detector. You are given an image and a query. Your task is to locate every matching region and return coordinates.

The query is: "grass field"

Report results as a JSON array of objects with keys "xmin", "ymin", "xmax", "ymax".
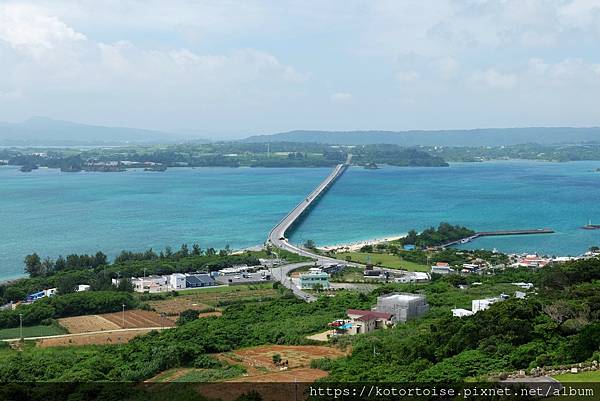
[
  {"xmin": 0, "ymin": 324, "xmax": 66, "ymax": 340},
  {"xmin": 337, "ymin": 252, "xmax": 429, "ymax": 272},
  {"xmin": 148, "ymin": 284, "xmax": 279, "ymax": 311},
  {"xmin": 552, "ymin": 371, "xmax": 600, "ymax": 382}
]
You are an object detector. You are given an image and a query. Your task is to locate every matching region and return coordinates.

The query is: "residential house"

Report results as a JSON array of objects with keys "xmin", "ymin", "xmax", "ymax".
[
  {"xmin": 343, "ymin": 309, "xmax": 394, "ymax": 335},
  {"xmin": 431, "ymin": 262, "xmax": 454, "ymax": 275},
  {"xmin": 185, "ymin": 274, "xmax": 216, "ymax": 288}
]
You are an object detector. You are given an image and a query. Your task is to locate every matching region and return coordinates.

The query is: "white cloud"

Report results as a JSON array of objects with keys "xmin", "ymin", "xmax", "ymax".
[
  {"xmin": 0, "ymin": 4, "xmax": 86, "ymax": 59},
  {"xmin": 395, "ymin": 70, "xmax": 420, "ymax": 83},
  {"xmin": 431, "ymin": 56, "xmax": 460, "ymax": 80},
  {"xmin": 331, "ymin": 92, "xmax": 353, "ymax": 104},
  {"xmin": 469, "ymin": 69, "xmax": 518, "ymax": 90}
]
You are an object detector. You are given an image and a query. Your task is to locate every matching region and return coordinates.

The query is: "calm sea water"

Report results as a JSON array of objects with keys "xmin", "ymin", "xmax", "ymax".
[
  {"xmin": 1, "ymin": 161, "xmax": 600, "ymax": 280},
  {"xmin": 0, "ymin": 166, "xmax": 326, "ymax": 280},
  {"xmin": 289, "ymin": 160, "xmax": 600, "ymax": 257}
]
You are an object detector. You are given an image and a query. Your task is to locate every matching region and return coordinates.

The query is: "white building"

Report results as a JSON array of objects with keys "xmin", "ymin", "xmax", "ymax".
[
  {"xmin": 431, "ymin": 262, "xmax": 454, "ymax": 275},
  {"xmin": 43, "ymin": 288, "xmax": 57, "ymax": 297},
  {"xmin": 375, "ymin": 293, "xmax": 429, "ymax": 323},
  {"xmin": 76, "ymin": 284, "xmax": 90, "ymax": 292},
  {"xmin": 169, "ymin": 273, "xmax": 186, "ymax": 289},
  {"xmin": 132, "ymin": 275, "xmax": 169, "ymax": 293},
  {"xmin": 512, "ymin": 282, "xmax": 534, "ymax": 290},
  {"xmin": 395, "ymin": 272, "xmax": 430, "ymax": 283},
  {"xmin": 452, "ymin": 308, "xmax": 474, "ymax": 317},
  {"xmin": 472, "ymin": 297, "xmax": 502, "ymax": 313}
]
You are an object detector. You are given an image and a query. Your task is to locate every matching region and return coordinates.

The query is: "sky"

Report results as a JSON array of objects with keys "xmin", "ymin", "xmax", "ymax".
[{"xmin": 1, "ymin": 0, "xmax": 600, "ymax": 139}]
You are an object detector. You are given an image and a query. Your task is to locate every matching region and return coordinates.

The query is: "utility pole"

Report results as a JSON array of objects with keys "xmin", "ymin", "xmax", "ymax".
[
  {"xmin": 19, "ymin": 313, "xmax": 23, "ymax": 341},
  {"xmin": 122, "ymin": 303, "xmax": 126, "ymax": 328}
]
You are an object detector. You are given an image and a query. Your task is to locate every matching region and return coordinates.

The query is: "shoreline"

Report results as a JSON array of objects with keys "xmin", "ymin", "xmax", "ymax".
[{"xmin": 316, "ymin": 234, "xmax": 407, "ymax": 252}]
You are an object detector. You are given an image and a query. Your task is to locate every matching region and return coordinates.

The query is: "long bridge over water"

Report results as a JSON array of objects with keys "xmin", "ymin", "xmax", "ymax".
[{"xmin": 267, "ymin": 154, "xmax": 352, "ymax": 262}]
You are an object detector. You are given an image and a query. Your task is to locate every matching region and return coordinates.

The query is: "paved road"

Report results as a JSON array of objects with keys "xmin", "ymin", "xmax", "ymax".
[{"xmin": 270, "ymin": 262, "xmax": 318, "ymax": 302}]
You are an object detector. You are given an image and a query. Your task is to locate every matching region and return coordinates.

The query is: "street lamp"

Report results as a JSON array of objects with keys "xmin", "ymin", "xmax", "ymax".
[{"xmin": 122, "ymin": 303, "xmax": 125, "ymax": 328}]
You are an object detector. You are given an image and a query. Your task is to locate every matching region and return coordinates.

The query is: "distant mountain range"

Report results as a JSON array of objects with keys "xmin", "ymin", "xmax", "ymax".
[
  {"xmin": 0, "ymin": 117, "xmax": 209, "ymax": 146},
  {"xmin": 4, "ymin": 118, "xmax": 600, "ymax": 147},
  {"xmin": 241, "ymin": 127, "xmax": 600, "ymax": 146}
]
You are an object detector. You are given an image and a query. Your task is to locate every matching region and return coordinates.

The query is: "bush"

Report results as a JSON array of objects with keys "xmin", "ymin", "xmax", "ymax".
[
  {"xmin": 310, "ymin": 357, "xmax": 333, "ymax": 371},
  {"xmin": 177, "ymin": 309, "xmax": 200, "ymax": 326}
]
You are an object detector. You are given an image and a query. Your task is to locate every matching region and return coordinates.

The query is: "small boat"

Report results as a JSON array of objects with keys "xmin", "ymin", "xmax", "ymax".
[{"xmin": 582, "ymin": 219, "xmax": 600, "ymax": 230}]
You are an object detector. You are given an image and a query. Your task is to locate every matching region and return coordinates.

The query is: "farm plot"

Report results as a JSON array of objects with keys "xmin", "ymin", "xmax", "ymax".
[
  {"xmin": 58, "ymin": 310, "xmax": 174, "ymax": 334},
  {"xmin": 101, "ymin": 310, "xmax": 175, "ymax": 328},
  {"xmin": 148, "ymin": 285, "xmax": 278, "ymax": 316},
  {"xmin": 220, "ymin": 345, "xmax": 345, "ymax": 372},
  {"xmin": 58, "ymin": 315, "xmax": 120, "ymax": 334},
  {"xmin": 37, "ymin": 329, "xmax": 155, "ymax": 347},
  {"xmin": 148, "ymin": 297, "xmax": 214, "ymax": 316}
]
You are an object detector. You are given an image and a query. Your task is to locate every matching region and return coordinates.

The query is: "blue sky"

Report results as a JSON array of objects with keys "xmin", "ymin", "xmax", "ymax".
[{"xmin": 1, "ymin": 0, "xmax": 600, "ymax": 139}]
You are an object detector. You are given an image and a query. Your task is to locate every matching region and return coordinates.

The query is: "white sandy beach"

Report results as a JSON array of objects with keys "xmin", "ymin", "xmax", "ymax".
[{"xmin": 317, "ymin": 234, "xmax": 408, "ymax": 252}]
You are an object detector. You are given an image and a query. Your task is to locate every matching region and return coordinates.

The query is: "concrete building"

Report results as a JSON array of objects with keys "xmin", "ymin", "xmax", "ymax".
[
  {"xmin": 395, "ymin": 272, "xmax": 430, "ymax": 283},
  {"xmin": 374, "ymin": 293, "xmax": 429, "ymax": 323},
  {"xmin": 76, "ymin": 284, "xmax": 90, "ymax": 292},
  {"xmin": 431, "ymin": 262, "xmax": 454, "ymax": 275},
  {"xmin": 452, "ymin": 308, "xmax": 474, "ymax": 317},
  {"xmin": 169, "ymin": 273, "xmax": 186, "ymax": 290},
  {"xmin": 132, "ymin": 275, "xmax": 169, "ymax": 293},
  {"xmin": 472, "ymin": 297, "xmax": 502, "ymax": 313},
  {"xmin": 299, "ymin": 268, "xmax": 330, "ymax": 290}
]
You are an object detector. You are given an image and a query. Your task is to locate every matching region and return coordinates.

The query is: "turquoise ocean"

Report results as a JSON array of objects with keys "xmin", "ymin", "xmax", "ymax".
[{"xmin": 1, "ymin": 160, "xmax": 600, "ymax": 280}]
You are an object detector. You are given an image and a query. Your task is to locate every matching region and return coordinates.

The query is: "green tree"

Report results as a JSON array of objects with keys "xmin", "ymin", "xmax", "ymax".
[
  {"xmin": 24, "ymin": 253, "xmax": 43, "ymax": 277},
  {"xmin": 177, "ymin": 309, "xmax": 199, "ymax": 326},
  {"xmin": 57, "ymin": 275, "xmax": 79, "ymax": 295}
]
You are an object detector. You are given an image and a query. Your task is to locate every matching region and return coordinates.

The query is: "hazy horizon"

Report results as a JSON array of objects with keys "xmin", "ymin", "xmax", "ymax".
[{"xmin": 2, "ymin": 1, "xmax": 600, "ymax": 140}]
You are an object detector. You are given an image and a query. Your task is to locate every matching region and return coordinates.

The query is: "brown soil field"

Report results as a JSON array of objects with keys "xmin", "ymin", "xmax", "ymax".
[
  {"xmin": 58, "ymin": 310, "xmax": 174, "ymax": 333},
  {"xmin": 58, "ymin": 315, "xmax": 120, "ymax": 334},
  {"xmin": 101, "ymin": 309, "xmax": 175, "ymax": 328},
  {"xmin": 220, "ymin": 345, "xmax": 345, "ymax": 371},
  {"xmin": 148, "ymin": 297, "xmax": 213, "ymax": 316},
  {"xmin": 37, "ymin": 329, "xmax": 154, "ymax": 347}
]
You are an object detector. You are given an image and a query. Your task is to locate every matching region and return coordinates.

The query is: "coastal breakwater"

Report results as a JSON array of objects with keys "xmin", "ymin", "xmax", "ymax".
[{"xmin": 441, "ymin": 228, "xmax": 555, "ymax": 248}]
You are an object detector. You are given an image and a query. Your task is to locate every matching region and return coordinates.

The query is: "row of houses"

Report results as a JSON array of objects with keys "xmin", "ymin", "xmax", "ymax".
[
  {"xmin": 112, "ymin": 273, "xmax": 216, "ymax": 293},
  {"xmin": 24, "ymin": 284, "xmax": 90, "ymax": 303}
]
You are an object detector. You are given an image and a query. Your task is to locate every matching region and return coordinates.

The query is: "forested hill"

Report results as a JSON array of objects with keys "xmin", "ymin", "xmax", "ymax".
[{"xmin": 242, "ymin": 127, "xmax": 600, "ymax": 146}]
